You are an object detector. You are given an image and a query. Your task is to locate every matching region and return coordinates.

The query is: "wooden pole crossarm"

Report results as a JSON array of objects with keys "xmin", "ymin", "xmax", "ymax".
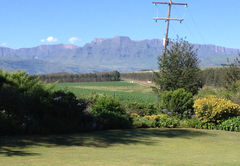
[
  {"xmin": 153, "ymin": 17, "xmax": 183, "ymax": 21},
  {"xmin": 153, "ymin": 2, "xmax": 168, "ymax": 5},
  {"xmin": 152, "ymin": 2, "xmax": 187, "ymax": 6},
  {"xmin": 171, "ymin": 3, "xmax": 187, "ymax": 6},
  {"xmin": 152, "ymin": 0, "xmax": 187, "ymax": 75}
]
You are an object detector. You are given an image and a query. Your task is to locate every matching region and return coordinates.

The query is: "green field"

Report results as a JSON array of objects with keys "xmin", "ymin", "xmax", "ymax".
[
  {"xmin": 200, "ymin": 66, "xmax": 223, "ymax": 70},
  {"xmin": 54, "ymin": 81, "xmax": 157, "ymax": 104},
  {"xmin": 55, "ymin": 81, "xmax": 139, "ymax": 87},
  {"xmin": 1, "ymin": 128, "xmax": 240, "ymax": 166},
  {"xmin": 132, "ymin": 66, "xmax": 223, "ymax": 72}
]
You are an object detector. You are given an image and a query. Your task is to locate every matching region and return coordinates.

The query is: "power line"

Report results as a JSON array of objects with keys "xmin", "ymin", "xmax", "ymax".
[
  {"xmin": 153, "ymin": 0, "xmax": 187, "ymax": 55},
  {"xmin": 153, "ymin": 0, "xmax": 187, "ymax": 75},
  {"xmin": 173, "ymin": 5, "xmax": 198, "ymax": 43},
  {"xmin": 187, "ymin": 8, "xmax": 206, "ymax": 44},
  {"xmin": 155, "ymin": 5, "xmax": 178, "ymax": 36}
]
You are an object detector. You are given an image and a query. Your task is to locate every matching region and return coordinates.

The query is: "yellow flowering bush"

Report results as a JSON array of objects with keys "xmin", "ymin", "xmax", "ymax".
[
  {"xmin": 193, "ymin": 95, "xmax": 240, "ymax": 123},
  {"xmin": 144, "ymin": 114, "xmax": 168, "ymax": 120},
  {"xmin": 130, "ymin": 113, "xmax": 140, "ymax": 118}
]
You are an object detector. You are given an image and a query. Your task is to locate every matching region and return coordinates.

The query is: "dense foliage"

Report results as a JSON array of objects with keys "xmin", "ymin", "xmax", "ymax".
[
  {"xmin": 130, "ymin": 114, "xmax": 179, "ymax": 128},
  {"xmin": 160, "ymin": 89, "xmax": 194, "ymax": 117},
  {"xmin": 112, "ymin": 70, "xmax": 121, "ymax": 81},
  {"xmin": 218, "ymin": 116, "xmax": 240, "ymax": 132},
  {"xmin": 91, "ymin": 95, "xmax": 125, "ymax": 116},
  {"xmin": 3, "ymin": 66, "xmax": 240, "ymax": 135},
  {"xmin": 0, "ymin": 69, "xmax": 87, "ymax": 135},
  {"xmin": 121, "ymin": 72, "xmax": 153, "ymax": 81},
  {"xmin": 127, "ymin": 102, "xmax": 159, "ymax": 116},
  {"xmin": 30, "ymin": 70, "xmax": 121, "ymax": 83},
  {"xmin": 200, "ymin": 68, "xmax": 225, "ymax": 87},
  {"xmin": 200, "ymin": 52, "xmax": 240, "ymax": 91},
  {"xmin": 194, "ymin": 95, "xmax": 240, "ymax": 123},
  {"xmin": 152, "ymin": 38, "xmax": 202, "ymax": 95}
]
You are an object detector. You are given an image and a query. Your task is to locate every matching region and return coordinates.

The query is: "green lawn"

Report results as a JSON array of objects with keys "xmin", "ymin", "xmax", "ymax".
[{"xmin": 1, "ymin": 128, "xmax": 240, "ymax": 165}]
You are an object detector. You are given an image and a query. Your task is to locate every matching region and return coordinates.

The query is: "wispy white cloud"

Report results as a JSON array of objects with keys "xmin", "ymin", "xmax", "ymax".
[
  {"xmin": 1, "ymin": 43, "xmax": 7, "ymax": 46},
  {"xmin": 40, "ymin": 36, "xmax": 58, "ymax": 43},
  {"xmin": 46, "ymin": 36, "xmax": 58, "ymax": 42},
  {"xmin": 69, "ymin": 37, "xmax": 81, "ymax": 44}
]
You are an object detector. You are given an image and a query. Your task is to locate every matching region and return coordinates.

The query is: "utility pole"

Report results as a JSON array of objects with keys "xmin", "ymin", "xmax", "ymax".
[{"xmin": 153, "ymin": 0, "xmax": 187, "ymax": 56}]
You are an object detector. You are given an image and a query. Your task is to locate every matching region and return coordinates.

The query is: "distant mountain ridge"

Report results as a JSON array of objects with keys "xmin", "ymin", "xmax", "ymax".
[{"xmin": 0, "ymin": 36, "xmax": 239, "ymax": 74}]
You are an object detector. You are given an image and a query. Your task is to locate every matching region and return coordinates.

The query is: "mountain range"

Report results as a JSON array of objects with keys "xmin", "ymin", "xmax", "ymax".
[{"xmin": 0, "ymin": 36, "xmax": 239, "ymax": 75}]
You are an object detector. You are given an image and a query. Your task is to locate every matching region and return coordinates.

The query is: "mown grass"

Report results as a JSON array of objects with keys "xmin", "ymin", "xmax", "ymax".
[
  {"xmin": 1, "ymin": 128, "xmax": 240, "ymax": 166},
  {"xmin": 54, "ymin": 81, "xmax": 157, "ymax": 104}
]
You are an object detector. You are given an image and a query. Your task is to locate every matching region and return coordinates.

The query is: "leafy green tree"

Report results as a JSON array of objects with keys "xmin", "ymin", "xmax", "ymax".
[
  {"xmin": 152, "ymin": 38, "xmax": 202, "ymax": 95},
  {"xmin": 112, "ymin": 70, "xmax": 120, "ymax": 81}
]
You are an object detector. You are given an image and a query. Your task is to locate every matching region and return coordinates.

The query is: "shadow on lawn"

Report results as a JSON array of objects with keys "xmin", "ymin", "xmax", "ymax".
[{"xmin": 0, "ymin": 128, "xmax": 213, "ymax": 157}]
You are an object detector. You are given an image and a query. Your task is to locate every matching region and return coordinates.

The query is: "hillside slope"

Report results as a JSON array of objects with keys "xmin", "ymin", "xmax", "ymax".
[{"xmin": 0, "ymin": 36, "xmax": 239, "ymax": 74}]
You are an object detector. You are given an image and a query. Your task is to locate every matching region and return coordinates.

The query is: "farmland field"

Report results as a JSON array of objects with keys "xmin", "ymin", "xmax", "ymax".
[
  {"xmin": 54, "ymin": 81, "xmax": 158, "ymax": 104},
  {"xmin": 199, "ymin": 66, "xmax": 223, "ymax": 70},
  {"xmin": 54, "ymin": 81, "xmax": 139, "ymax": 87}
]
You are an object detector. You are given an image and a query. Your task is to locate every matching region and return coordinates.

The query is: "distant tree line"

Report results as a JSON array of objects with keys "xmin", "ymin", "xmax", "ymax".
[
  {"xmin": 121, "ymin": 72, "xmax": 154, "ymax": 81},
  {"xmin": 139, "ymin": 69, "xmax": 152, "ymax": 71},
  {"xmin": 30, "ymin": 70, "xmax": 121, "ymax": 83},
  {"xmin": 200, "ymin": 68, "xmax": 225, "ymax": 87},
  {"xmin": 200, "ymin": 64, "xmax": 240, "ymax": 91},
  {"xmin": 121, "ymin": 67, "xmax": 235, "ymax": 89}
]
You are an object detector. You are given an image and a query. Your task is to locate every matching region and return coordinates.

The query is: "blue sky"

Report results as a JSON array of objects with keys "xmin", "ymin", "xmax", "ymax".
[{"xmin": 0, "ymin": 0, "xmax": 239, "ymax": 49}]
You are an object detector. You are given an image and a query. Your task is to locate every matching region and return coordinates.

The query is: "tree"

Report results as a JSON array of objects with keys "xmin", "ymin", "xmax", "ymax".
[
  {"xmin": 112, "ymin": 70, "xmax": 121, "ymax": 81},
  {"xmin": 222, "ymin": 52, "xmax": 240, "ymax": 92},
  {"xmin": 152, "ymin": 38, "xmax": 202, "ymax": 95}
]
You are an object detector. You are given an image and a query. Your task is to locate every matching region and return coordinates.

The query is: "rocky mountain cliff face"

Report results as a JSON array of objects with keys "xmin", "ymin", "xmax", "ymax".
[
  {"xmin": 0, "ymin": 36, "xmax": 239, "ymax": 74},
  {"xmin": 0, "ymin": 44, "xmax": 79, "ymax": 59}
]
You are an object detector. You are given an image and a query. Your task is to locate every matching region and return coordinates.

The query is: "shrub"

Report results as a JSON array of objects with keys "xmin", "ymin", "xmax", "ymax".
[
  {"xmin": 144, "ymin": 103, "xmax": 158, "ymax": 115},
  {"xmin": 83, "ymin": 92, "xmax": 109, "ymax": 103},
  {"xmin": 136, "ymin": 117, "xmax": 157, "ymax": 128},
  {"xmin": 195, "ymin": 122, "xmax": 218, "ymax": 130},
  {"xmin": 130, "ymin": 113, "xmax": 140, "ymax": 118},
  {"xmin": 127, "ymin": 102, "xmax": 160, "ymax": 116},
  {"xmin": 91, "ymin": 95, "xmax": 125, "ymax": 116},
  {"xmin": 128, "ymin": 102, "xmax": 144, "ymax": 110},
  {"xmin": 96, "ymin": 112, "xmax": 132, "ymax": 129},
  {"xmin": 131, "ymin": 114, "xmax": 179, "ymax": 128},
  {"xmin": 194, "ymin": 95, "xmax": 240, "ymax": 123},
  {"xmin": 144, "ymin": 114, "xmax": 162, "ymax": 121},
  {"xmin": 157, "ymin": 116, "xmax": 179, "ymax": 128},
  {"xmin": 41, "ymin": 90, "xmax": 87, "ymax": 134},
  {"xmin": 127, "ymin": 102, "xmax": 144, "ymax": 115},
  {"xmin": 218, "ymin": 116, "xmax": 240, "ymax": 132},
  {"xmin": 0, "ymin": 69, "xmax": 88, "ymax": 135},
  {"xmin": 179, "ymin": 117, "xmax": 201, "ymax": 128},
  {"xmin": 160, "ymin": 88, "xmax": 194, "ymax": 116},
  {"xmin": 132, "ymin": 120, "xmax": 143, "ymax": 128},
  {"xmin": 194, "ymin": 88, "xmax": 216, "ymax": 99}
]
